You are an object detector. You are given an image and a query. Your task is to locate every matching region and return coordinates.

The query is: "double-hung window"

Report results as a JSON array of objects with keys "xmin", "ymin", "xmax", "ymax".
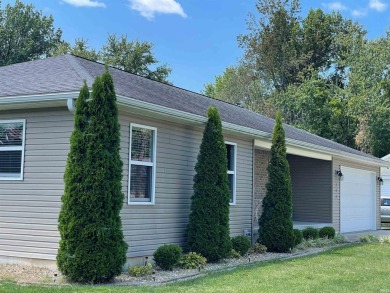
[
  {"xmin": 0, "ymin": 120, "xmax": 26, "ymax": 180},
  {"xmin": 128, "ymin": 124, "xmax": 157, "ymax": 204},
  {"xmin": 225, "ymin": 142, "xmax": 237, "ymax": 205}
]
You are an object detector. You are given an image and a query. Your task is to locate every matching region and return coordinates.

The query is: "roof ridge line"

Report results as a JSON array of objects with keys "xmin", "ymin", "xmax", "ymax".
[
  {"xmin": 64, "ymin": 54, "xmax": 94, "ymax": 87},
  {"xmin": 67, "ymin": 54, "xmax": 249, "ymax": 110}
]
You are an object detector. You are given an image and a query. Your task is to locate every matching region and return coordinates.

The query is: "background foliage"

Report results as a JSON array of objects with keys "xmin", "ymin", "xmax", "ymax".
[{"xmin": 204, "ymin": 0, "xmax": 390, "ymax": 157}]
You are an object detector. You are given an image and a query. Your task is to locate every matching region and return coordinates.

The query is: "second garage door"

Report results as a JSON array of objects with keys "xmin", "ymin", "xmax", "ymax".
[{"xmin": 340, "ymin": 167, "xmax": 376, "ymax": 233}]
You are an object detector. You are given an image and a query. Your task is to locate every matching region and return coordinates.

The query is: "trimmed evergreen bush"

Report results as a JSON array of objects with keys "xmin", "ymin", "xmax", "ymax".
[
  {"xmin": 186, "ymin": 106, "xmax": 232, "ymax": 262},
  {"xmin": 153, "ymin": 244, "xmax": 183, "ymax": 270},
  {"xmin": 293, "ymin": 229, "xmax": 303, "ymax": 246},
  {"xmin": 319, "ymin": 226, "xmax": 336, "ymax": 239},
  {"xmin": 57, "ymin": 69, "xmax": 128, "ymax": 283},
  {"xmin": 302, "ymin": 227, "xmax": 319, "ymax": 240},
  {"xmin": 231, "ymin": 236, "xmax": 251, "ymax": 256},
  {"xmin": 258, "ymin": 111, "xmax": 295, "ymax": 252}
]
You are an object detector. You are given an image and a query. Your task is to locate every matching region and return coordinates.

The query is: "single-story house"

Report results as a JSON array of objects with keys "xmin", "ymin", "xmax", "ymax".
[
  {"xmin": 0, "ymin": 55, "xmax": 389, "ymax": 268},
  {"xmin": 381, "ymin": 154, "xmax": 390, "ymax": 197}
]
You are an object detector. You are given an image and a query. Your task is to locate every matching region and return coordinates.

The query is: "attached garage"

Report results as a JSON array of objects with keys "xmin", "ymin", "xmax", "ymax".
[{"xmin": 340, "ymin": 166, "xmax": 376, "ymax": 233}]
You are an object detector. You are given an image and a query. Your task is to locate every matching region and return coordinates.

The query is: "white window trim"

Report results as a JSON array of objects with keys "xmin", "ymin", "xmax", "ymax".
[
  {"xmin": 0, "ymin": 119, "xmax": 26, "ymax": 181},
  {"xmin": 128, "ymin": 123, "xmax": 157, "ymax": 205},
  {"xmin": 225, "ymin": 141, "xmax": 237, "ymax": 205}
]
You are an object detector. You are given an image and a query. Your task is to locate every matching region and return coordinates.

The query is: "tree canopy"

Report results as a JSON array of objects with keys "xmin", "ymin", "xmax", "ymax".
[
  {"xmin": 49, "ymin": 34, "xmax": 172, "ymax": 84},
  {"xmin": 0, "ymin": 0, "xmax": 62, "ymax": 66},
  {"xmin": 204, "ymin": 0, "xmax": 389, "ymax": 156},
  {"xmin": 49, "ymin": 38, "xmax": 99, "ymax": 61},
  {"xmin": 0, "ymin": 1, "xmax": 172, "ymax": 84},
  {"xmin": 100, "ymin": 34, "xmax": 172, "ymax": 84}
]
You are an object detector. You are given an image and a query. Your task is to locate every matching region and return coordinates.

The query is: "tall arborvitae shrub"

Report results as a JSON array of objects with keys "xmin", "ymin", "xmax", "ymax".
[
  {"xmin": 258, "ymin": 111, "xmax": 294, "ymax": 252},
  {"xmin": 57, "ymin": 82, "xmax": 90, "ymax": 279},
  {"xmin": 186, "ymin": 106, "xmax": 232, "ymax": 262},
  {"xmin": 57, "ymin": 69, "xmax": 127, "ymax": 283}
]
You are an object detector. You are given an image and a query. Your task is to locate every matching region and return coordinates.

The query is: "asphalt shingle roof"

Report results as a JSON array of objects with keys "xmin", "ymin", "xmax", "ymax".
[{"xmin": 0, "ymin": 54, "xmax": 384, "ymax": 163}]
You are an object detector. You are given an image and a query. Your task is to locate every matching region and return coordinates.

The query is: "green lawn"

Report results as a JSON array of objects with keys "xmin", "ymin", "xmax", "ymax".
[{"xmin": 1, "ymin": 244, "xmax": 390, "ymax": 293}]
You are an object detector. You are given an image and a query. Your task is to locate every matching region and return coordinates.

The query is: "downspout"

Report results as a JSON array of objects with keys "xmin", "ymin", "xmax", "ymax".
[{"xmin": 67, "ymin": 98, "xmax": 75, "ymax": 113}]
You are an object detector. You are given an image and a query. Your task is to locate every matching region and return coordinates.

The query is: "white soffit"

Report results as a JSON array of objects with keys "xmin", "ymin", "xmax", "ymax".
[{"xmin": 254, "ymin": 139, "xmax": 332, "ymax": 161}]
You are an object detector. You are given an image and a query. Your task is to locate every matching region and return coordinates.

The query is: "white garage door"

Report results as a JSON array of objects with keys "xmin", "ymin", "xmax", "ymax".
[{"xmin": 340, "ymin": 167, "xmax": 376, "ymax": 233}]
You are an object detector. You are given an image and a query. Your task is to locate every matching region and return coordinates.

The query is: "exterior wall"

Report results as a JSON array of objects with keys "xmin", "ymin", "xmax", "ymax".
[
  {"xmin": 288, "ymin": 155, "xmax": 332, "ymax": 223},
  {"xmin": 119, "ymin": 111, "xmax": 253, "ymax": 259},
  {"xmin": 332, "ymin": 157, "xmax": 381, "ymax": 232},
  {"xmin": 0, "ymin": 108, "xmax": 72, "ymax": 264},
  {"xmin": 0, "ymin": 107, "xmax": 254, "ymax": 266}
]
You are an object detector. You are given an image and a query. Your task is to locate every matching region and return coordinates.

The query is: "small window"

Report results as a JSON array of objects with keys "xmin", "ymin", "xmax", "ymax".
[
  {"xmin": 382, "ymin": 198, "xmax": 390, "ymax": 206},
  {"xmin": 0, "ymin": 120, "xmax": 26, "ymax": 180},
  {"xmin": 128, "ymin": 124, "xmax": 157, "ymax": 204},
  {"xmin": 225, "ymin": 142, "xmax": 237, "ymax": 205}
]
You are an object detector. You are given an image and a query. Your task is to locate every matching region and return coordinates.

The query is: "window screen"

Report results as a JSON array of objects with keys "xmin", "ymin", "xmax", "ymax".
[
  {"xmin": 225, "ymin": 143, "xmax": 236, "ymax": 204},
  {"xmin": 0, "ymin": 121, "xmax": 25, "ymax": 179},
  {"xmin": 129, "ymin": 124, "xmax": 156, "ymax": 204}
]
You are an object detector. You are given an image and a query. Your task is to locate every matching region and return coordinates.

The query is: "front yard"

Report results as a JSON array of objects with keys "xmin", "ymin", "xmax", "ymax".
[{"xmin": 1, "ymin": 243, "xmax": 390, "ymax": 292}]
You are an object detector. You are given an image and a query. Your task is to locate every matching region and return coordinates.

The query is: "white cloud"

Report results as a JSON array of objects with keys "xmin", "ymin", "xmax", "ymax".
[
  {"xmin": 62, "ymin": 0, "xmax": 106, "ymax": 8},
  {"xmin": 128, "ymin": 0, "xmax": 187, "ymax": 20},
  {"xmin": 322, "ymin": 2, "xmax": 348, "ymax": 11},
  {"xmin": 352, "ymin": 8, "xmax": 368, "ymax": 17},
  {"xmin": 369, "ymin": 0, "xmax": 387, "ymax": 12}
]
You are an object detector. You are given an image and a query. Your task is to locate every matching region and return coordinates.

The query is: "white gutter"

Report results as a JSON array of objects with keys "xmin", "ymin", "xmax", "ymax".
[
  {"xmin": 0, "ymin": 92, "xmax": 79, "ymax": 105},
  {"xmin": 1, "ymin": 92, "xmax": 388, "ymax": 167},
  {"xmin": 115, "ymin": 95, "xmax": 389, "ymax": 167}
]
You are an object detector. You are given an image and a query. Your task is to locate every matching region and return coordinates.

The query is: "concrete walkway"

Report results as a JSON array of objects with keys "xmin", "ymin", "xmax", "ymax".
[{"xmin": 342, "ymin": 230, "xmax": 390, "ymax": 242}]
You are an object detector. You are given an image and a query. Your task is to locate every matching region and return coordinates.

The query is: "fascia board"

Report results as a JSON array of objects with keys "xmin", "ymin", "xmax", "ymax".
[{"xmin": 1, "ymin": 92, "xmax": 387, "ymax": 167}]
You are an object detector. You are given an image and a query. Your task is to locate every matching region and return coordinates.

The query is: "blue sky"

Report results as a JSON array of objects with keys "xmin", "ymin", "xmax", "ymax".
[{"xmin": 4, "ymin": 0, "xmax": 390, "ymax": 93}]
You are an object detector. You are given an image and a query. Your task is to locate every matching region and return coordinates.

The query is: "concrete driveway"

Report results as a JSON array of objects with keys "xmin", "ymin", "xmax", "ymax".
[{"xmin": 342, "ymin": 230, "xmax": 390, "ymax": 242}]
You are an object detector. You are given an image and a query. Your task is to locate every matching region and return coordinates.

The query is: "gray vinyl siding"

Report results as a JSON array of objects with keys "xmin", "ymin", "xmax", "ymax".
[
  {"xmin": 120, "ymin": 112, "xmax": 253, "ymax": 258},
  {"xmin": 288, "ymin": 155, "xmax": 332, "ymax": 223},
  {"xmin": 0, "ymin": 107, "xmax": 253, "ymax": 262},
  {"xmin": 0, "ymin": 108, "xmax": 72, "ymax": 260},
  {"xmin": 332, "ymin": 157, "xmax": 380, "ymax": 232}
]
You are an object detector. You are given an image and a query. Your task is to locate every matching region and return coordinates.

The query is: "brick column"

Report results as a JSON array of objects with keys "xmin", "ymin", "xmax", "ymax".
[{"xmin": 252, "ymin": 149, "xmax": 270, "ymax": 242}]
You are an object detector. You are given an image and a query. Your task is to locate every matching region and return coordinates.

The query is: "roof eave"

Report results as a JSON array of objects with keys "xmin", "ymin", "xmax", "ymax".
[{"xmin": 1, "ymin": 92, "xmax": 387, "ymax": 167}]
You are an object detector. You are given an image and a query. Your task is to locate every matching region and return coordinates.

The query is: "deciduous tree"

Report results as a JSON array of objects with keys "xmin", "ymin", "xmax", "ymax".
[
  {"xmin": 100, "ymin": 34, "xmax": 171, "ymax": 84},
  {"xmin": 0, "ymin": 0, "xmax": 62, "ymax": 66}
]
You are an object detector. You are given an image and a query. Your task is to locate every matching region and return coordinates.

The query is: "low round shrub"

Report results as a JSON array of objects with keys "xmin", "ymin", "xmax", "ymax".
[
  {"xmin": 302, "ymin": 227, "xmax": 319, "ymax": 240},
  {"xmin": 230, "ymin": 249, "xmax": 241, "ymax": 259},
  {"xmin": 231, "ymin": 236, "xmax": 251, "ymax": 256},
  {"xmin": 319, "ymin": 226, "xmax": 336, "ymax": 239},
  {"xmin": 360, "ymin": 234, "xmax": 380, "ymax": 243},
  {"xmin": 251, "ymin": 243, "xmax": 267, "ymax": 254},
  {"xmin": 293, "ymin": 229, "xmax": 303, "ymax": 246},
  {"xmin": 179, "ymin": 252, "xmax": 207, "ymax": 269},
  {"xmin": 128, "ymin": 263, "xmax": 155, "ymax": 277},
  {"xmin": 153, "ymin": 244, "xmax": 182, "ymax": 270}
]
